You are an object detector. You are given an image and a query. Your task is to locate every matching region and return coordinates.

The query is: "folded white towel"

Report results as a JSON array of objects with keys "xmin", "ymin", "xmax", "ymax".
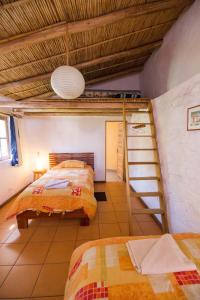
[
  {"xmin": 45, "ymin": 179, "xmax": 69, "ymax": 189},
  {"xmin": 126, "ymin": 234, "xmax": 197, "ymax": 275}
]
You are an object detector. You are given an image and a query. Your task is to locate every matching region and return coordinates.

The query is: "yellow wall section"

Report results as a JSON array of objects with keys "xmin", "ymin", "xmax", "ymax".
[{"xmin": 106, "ymin": 122, "xmax": 119, "ymax": 170}]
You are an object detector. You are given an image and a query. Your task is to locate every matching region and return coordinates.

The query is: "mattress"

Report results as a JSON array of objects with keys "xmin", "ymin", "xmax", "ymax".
[
  {"xmin": 65, "ymin": 234, "xmax": 200, "ymax": 300},
  {"xmin": 7, "ymin": 165, "xmax": 97, "ymax": 219}
]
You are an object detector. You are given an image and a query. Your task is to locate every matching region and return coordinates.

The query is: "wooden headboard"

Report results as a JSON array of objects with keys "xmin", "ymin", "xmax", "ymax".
[{"xmin": 49, "ymin": 153, "xmax": 94, "ymax": 169}]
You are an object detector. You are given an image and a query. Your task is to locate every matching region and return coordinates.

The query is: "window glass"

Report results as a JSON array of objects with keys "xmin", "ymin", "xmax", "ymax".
[
  {"xmin": 0, "ymin": 117, "xmax": 9, "ymax": 160},
  {"xmin": 0, "ymin": 119, "xmax": 6, "ymax": 138}
]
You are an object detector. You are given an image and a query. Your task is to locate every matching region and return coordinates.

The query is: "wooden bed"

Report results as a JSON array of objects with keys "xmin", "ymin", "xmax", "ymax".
[{"xmin": 16, "ymin": 152, "xmax": 95, "ymax": 229}]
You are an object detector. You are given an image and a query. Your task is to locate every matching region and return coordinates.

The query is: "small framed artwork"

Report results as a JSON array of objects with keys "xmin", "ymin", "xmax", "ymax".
[{"xmin": 187, "ymin": 105, "xmax": 200, "ymax": 131}]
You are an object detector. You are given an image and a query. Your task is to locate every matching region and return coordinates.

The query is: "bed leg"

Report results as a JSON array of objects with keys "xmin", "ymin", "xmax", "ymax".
[
  {"xmin": 80, "ymin": 217, "xmax": 90, "ymax": 226},
  {"xmin": 17, "ymin": 215, "xmax": 28, "ymax": 229}
]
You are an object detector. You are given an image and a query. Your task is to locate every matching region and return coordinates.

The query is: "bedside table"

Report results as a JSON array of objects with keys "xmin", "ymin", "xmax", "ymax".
[{"xmin": 33, "ymin": 169, "xmax": 47, "ymax": 181}]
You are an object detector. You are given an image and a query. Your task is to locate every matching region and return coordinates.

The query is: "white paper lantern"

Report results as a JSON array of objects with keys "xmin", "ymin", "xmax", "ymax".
[{"xmin": 51, "ymin": 65, "xmax": 85, "ymax": 99}]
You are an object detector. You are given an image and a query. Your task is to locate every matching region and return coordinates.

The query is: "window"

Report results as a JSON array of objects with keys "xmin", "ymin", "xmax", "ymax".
[{"xmin": 0, "ymin": 117, "xmax": 10, "ymax": 160}]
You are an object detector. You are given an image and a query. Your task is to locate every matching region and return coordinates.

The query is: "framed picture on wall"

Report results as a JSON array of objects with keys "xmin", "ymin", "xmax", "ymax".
[{"xmin": 187, "ymin": 105, "xmax": 200, "ymax": 131}]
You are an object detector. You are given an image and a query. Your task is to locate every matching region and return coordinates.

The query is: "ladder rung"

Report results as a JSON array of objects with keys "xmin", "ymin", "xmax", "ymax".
[
  {"xmin": 128, "ymin": 162, "xmax": 159, "ymax": 165},
  {"xmin": 129, "ymin": 176, "xmax": 160, "ymax": 181},
  {"xmin": 127, "ymin": 123, "xmax": 153, "ymax": 125},
  {"xmin": 133, "ymin": 192, "xmax": 162, "ymax": 197},
  {"xmin": 127, "ymin": 135, "xmax": 155, "ymax": 138},
  {"xmin": 128, "ymin": 148, "xmax": 157, "ymax": 151},
  {"xmin": 132, "ymin": 208, "xmax": 164, "ymax": 215},
  {"xmin": 126, "ymin": 110, "xmax": 152, "ymax": 114}
]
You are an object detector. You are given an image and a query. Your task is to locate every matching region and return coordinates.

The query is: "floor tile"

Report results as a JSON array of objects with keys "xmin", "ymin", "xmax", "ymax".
[
  {"xmin": 0, "ymin": 229, "xmax": 14, "ymax": 243},
  {"xmin": 0, "ymin": 265, "xmax": 41, "ymax": 298},
  {"xmin": 139, "ymin": 221, "xmax": 162, "ymax": 235},
  {"xmin": 53, "ymin": 226, "xmax": 77, "ymax": 242},
  {"xmin": 58, "ymin": 219, "xmax": 79, "ymax": 227},
  {"xmin": 115, "ymin": 211, "xmax": 129, "ymax": 222},
  {"xmin": 0, "ymin": 243, "xmax": 25, "ymax": 265},
  {"xmin": 112, "ymin": 202, "xmax": 129, "ymax": 211},
  {"xmin": 98, "ymin": 211, "xmax": 117, "ymax": 224},
  {"xmin": 32, "ymin": 263, "xmax": 68, "ymax": 297},
  {"xmin": 97, "ymin": 201, "xmax": 114, "ymax": 212},
  {"xmin": 45, "ymin": 242, "xmax": 75, "ymax": 263},
  {"xmin": 90, "ymin": 214, "xmax": 99, "ymax": 224},
  {"xmin": 0, "ymin": 219, "xmax": 17, "ymax": 230},
  {"xmin": 39, "ymin": 218, "xmax": 60, "ymax": 227},
  {"xmin": 16, "ymin": 242, "xmax": 50, "ymax": 265},
  {"xmin": 119, "ymin": 223, "xmax": 130, "ymax": 236},
  {"xmin": 5, "ymin": 228, "xmax": 35, "ymax": 244},
  {"xmin": 77, "ymin": 224, "xmax": 99, "ymax": 240},
  {"xmin": 30, "ymin": 227, "xmax": 57, "ymax": 242},
  {"xmin": 130, "ymin": 218, "xmax": 143, "ymax": 236},
  {"xmin": 135, "ymin": 213, "xmax": 153, "ymax": 222},
  {"xmin": 75, "ymin": 239, "xmax": 95, "ymax": 248},
  {"xmin": 99, "ymin": 223, "xmax": 121, "ymax": 238},
  {"xmin": 0, "ymin": 266, "xmax": 12, "ymax": 286}
]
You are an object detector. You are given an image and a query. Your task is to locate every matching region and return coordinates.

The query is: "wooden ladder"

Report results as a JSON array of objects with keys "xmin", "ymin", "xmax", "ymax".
[{"xmin": 123, "ymin": 100, "xmax": 169, "ymax": 234}]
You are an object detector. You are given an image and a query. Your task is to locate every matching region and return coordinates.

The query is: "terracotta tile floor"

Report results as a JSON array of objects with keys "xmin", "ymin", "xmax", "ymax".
[{"xmin": 0, "ymin": 182, "xmax": 162, "ymax": 299}]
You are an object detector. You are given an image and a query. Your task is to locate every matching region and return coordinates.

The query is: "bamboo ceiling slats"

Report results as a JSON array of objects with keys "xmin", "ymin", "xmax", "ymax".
[
  {"xmin": 0, "ymin": 37, "xmax": 67, "ymax": 71},
  {"xmin": 0, "ymin": 0, "xmax": 194, "ymax": 104},
  {"xmin": 70, "ymin": 22, "xmax": 171, "ymax": 65},
  {"xmin": 82, "ymin": 55, "xmax": 148, "ymax": 76},
  {"xmin": 0, "ymin": 0, "xmax": 67, "ymax": 39},
  {"xmin": 61, "ymin": 0, "xmax": 145, "ymax": 22},
  {"xmin": 0, "ymin": 54, "xmax": 67, "ymax": 83},
  {"xmin": 84, "ymin": 61, "xmax": 144, "ymax": 82},
  {"xmin": 69, "ymin": 8, "xmax": 182, "ymax": 50},
  {"xmin": 6, "ymin": 84, "xmax": 51, "ymax": 101}
]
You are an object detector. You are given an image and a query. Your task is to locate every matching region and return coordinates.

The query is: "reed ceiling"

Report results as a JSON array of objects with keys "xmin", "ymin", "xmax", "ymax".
[{"xmin": 0, "ymin": 0, "xmax": 194, "ymax": 103}]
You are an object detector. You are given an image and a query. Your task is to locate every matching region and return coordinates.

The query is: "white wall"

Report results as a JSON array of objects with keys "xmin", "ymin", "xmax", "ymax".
[
  {"xmin": 0, "ymin": 119, "xmax": 31, "ymax": 206},
  {"xmin": 88, "ymin": 72, "xmax": 141, "ymax": 91},
  {"xmin": 137, "ymin": 0, "xmax": 200, "ymax": 232},
  {"xmin": 22, "ymin": 116, "xmax": 122, "ymax": 181},
  {"xmin": 153, "ymin": 73, "xmax": 200, "ymax": 233},
  {"xmin": 0, "ymin": 115, "xmax": 122, "ymax": 205},
  {"xmin": 141, "ymin": 0, "xmax": 200, "ymax": 98}
]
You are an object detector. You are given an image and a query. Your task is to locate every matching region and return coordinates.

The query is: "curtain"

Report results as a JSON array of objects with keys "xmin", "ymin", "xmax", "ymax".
[{"xmin": 10, "ymin": 116, "xmax": 22, "ymax": 166}]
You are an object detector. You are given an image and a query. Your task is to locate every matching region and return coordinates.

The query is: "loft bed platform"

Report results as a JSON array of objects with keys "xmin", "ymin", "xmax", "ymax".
[{"xmin": 0, "ymin": 97, "xmax": 151, "ymax": 117}]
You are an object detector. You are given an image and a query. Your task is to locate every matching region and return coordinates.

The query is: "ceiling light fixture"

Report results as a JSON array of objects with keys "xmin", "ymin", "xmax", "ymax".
[{"xmin": 50, "ymin": 29, "xmax": 85, "ymax": 99}]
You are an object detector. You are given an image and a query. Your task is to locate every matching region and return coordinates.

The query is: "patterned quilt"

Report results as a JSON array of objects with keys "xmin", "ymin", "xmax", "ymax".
[
  {"xmin": 7, "ymin": 165, "xmax": 97, "ymax": 219},
  {"xmin": 65, "ymin": 234, "xmax": 200, "ymax": 300}
]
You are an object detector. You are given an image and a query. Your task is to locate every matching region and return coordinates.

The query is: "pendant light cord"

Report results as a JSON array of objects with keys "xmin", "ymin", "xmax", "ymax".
[{"xmin": 66, "ymin": 23, "xmax": 69, "ymax": 66}]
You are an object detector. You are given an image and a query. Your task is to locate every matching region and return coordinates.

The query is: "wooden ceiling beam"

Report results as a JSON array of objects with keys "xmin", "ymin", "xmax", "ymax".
[
  {"xmin": 84, "ymin": 58, "xmax": 147, "ymax": 76},
  {"xmin": 0, "ymin": 0, "xmax": 192, "ymax": 54},
  {"xmin": 0, "ymin": 101, "xmax": 147, "ymax": 110},
  {"xmin": 70, "ymin": 21, "xmax": 169, "ymax": 54},
  {"xmin": 0, "ymin": 24, "xmax": 163, "ymax": 74},
  {"xmin": 0, "ymin": 42, "xmax": 157, "ymax": 91},
  {"xmin": 0, "ymin": 22, "xmax": 67, "ymax": 55},
  {"xmin": 68, "ymin": 0, "xmax": 192, "ymax": 33},
  {"xmin": 76, "ymin": 41, "xmax": 160, "ymax": 69},
  {"xmin": 0, "ymin": 73, "xmax": 50, "ymax": 91},
  {"xmin": 87, "ymin": 67, "xmax": 143, "ymax": 85},
  {"xmin": 0, "ymin": 52, "xmax": 67, "ymax": 73},
  {"xmin": 17, "ymin": 111, "xmax": 135, "ymax": 117}
]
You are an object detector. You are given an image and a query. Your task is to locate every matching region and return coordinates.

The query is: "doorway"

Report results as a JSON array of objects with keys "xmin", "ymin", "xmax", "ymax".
[{"xmin": 105, "ymin": 121, "xmax": 124, "ymax": 182}]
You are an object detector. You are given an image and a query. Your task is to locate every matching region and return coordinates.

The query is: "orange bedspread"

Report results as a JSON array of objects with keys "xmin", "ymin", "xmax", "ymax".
[
  {"xmin": 7, "ymin": 165, "xmax": 97, "ymax": 219},
  {"xmin": 65, "ymin": 234, "xmax": 200, "ymax": 300}
]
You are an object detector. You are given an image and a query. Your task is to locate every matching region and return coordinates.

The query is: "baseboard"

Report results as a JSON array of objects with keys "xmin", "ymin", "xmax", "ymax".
[
  {"xmin": 0, "ymin": 182, "xmax": 31, "ymax": 209},
  {"xmin": 130, "ymin": 185, "xmax": 162, "ymax": 229}
]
